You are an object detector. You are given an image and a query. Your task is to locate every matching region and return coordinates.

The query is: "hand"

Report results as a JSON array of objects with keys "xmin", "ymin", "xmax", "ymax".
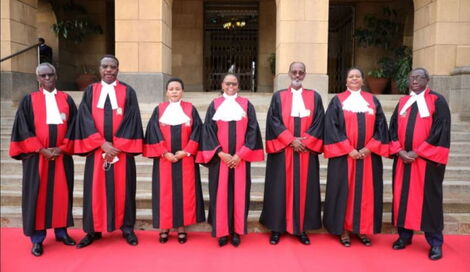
[
  {"xmin": 39, "ymin": 148, "xmax": 54, "ymax": 160},
  {"xmin": 174, "ymin": 150, "xmax": 188, "ymax": 160},
  {"xmin": 348, "ymin": 149, "xmax": 362, "ymax": 160},
  {"xmin": 359, "ymin": 147, "xmax": 371, "ymax": 158},
  {"xmin": 49, "ymin": 147, "xmax": 62, "ymax": 160},
  {"xmin": 407, "ymin": 151, "xmax": 418, "ymax": 159},
  {"xmin": 101, "ymin": 142, "xmax": 120, "ymax": 157},
  {"xmin": 398, "ymin": 150, "xmax": 415, "ymax": 164},
  {"xmin": 163, "ymin": 152, "xmax": 178, "ymax": 163},
  {"xmin": 228, "ymin": 154, "xmax": 241, "ymax": 169},
  {"xmin": 218, "ymin": 151, "xmax": 233, "ymax": 165},
  {"xmin": 291, "ymin": 138, "xmax": 306, "ymax": 152}
]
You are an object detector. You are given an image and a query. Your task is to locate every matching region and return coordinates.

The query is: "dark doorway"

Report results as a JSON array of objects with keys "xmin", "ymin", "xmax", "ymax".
[
  {"xmin": 328, "ymin": 5, "xmax": 355, "ymax": 93},
  {"xmin": 203, "ymin": 2, "xmax": 258, "ymax": 92}
]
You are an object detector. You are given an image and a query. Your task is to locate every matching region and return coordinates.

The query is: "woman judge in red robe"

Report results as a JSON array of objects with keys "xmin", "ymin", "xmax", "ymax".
[
  {"xmin": 197, "ymin": 73, "xmax": 264, "ymax": 247},
  {"xmin": 144, "ymin": 78, "xmax": 205, "ymax": 244},
  {"xmin": 323, "ymin": 68, "xmax": 389, "ymax": 247}
]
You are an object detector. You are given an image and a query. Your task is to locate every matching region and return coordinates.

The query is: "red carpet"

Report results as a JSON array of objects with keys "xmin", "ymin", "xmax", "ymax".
[{"xmin": 1, "ymin": 228, "xmax": 469, "ymax": 272}]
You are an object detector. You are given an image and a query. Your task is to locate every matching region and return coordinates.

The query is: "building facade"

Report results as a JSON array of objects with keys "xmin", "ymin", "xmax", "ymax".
[{"xmin": 1, "ymin": 0, "xmax": 469, "ymax": 117}]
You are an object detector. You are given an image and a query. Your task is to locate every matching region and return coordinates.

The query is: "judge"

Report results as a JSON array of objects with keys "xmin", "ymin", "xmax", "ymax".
[
  {"xmin": 323, "ymin": 68, "xmax": 389, "ymax": 247},
  {"xmin": 198, "ymin": 73, "xmax": 264, "ymax": 247},
  {"xmin": 9, "ymin": 63, "xmax": 77, "ymax": 256},
  {"xmin": 389, "ymin": 68, "xmax": 451, "ymax": 260},
  {"xmin": 143, "ymin": 78, "xmax": 205, "ymax": 244},
  {"xmin": 259, "ymin": 62, "xmax": 324, "ymax": 245},
  {"xmin": 71, "ymin": 55, "xmax": 144, "ymax": 248}
]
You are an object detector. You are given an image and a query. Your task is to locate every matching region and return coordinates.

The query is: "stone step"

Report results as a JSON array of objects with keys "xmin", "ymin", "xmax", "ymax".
[
  {"xmin": 1, "ymin": 206, "xmax": 469, "ymax": 234},
  {"xmin": 2, "ymin": 178, "xmax": 469, "ymax": 212},
  {"xmin": 1, "ymin": 159, "xmax": 469, "ymax": 181}
]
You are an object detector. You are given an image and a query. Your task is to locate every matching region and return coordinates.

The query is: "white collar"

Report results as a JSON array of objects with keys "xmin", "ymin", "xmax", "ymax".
[
  {"xmin": 159, "ymin": 100, "xmax": 191, "ymax": 126},
  {"xmin": 212, "ymin": 93, "xmax": 246, "ymax": 121},
  {"xmin": 399, "ymin": 89, "xmax": 430, "ymax": 118},
  {"xmin": 43, "ymin": 88, "xmax": 64, "ymax": 124},
  {"xmin": 290, "ymin": 87, "xmax": 309, "ymax": 118},
  {"xmin": 341, "ymin": 89, "xmax": 373, "ymax": 114},
  {"xmin": 97, "ymin": 80, "xmax": 118, "ymax": 109}
]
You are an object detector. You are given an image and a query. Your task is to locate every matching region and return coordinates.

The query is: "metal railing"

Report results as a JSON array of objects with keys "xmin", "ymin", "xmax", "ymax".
[{"xmin": 0, "ymin": 43, "xmax": 41, "ymax": 63}]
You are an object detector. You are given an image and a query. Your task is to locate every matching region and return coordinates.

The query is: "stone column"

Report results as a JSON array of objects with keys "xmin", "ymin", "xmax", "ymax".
[
  {"xmin": 413, "ymin": 0, "xmax": 470, "ymax": 115},
  {"xmin": 274, "ymin": 0, "xmax": 329, "ymax": 104},
  {"xmin": 1, "ymin": 0, "xmax": 38, "ymax": 101},
  {"xmin": 115, "ymin": 0, "xmax": 172, "ymax": 103}
]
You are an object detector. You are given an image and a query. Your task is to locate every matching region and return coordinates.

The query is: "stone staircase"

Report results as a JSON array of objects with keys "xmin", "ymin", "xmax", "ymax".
[{"xmin": 1, "ymin": 92, "xmax": 470, "ymax": 234}]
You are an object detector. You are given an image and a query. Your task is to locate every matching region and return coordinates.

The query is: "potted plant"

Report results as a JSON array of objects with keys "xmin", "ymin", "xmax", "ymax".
[
  {"xmin": 75, "ymin": 65, "xmax": 99, "ymax": 91},
  {"xmin": 367, "ymin": 68, "xmax": 388, "ymax": 94},
  {"xmin": 391, "ymin": 46, "xmax": 412, "ymax": 94},
  {"xmin": 355, "ymin": 8, "xmax": 406, "ymax": 94},
  {"xmin": 268, "ymin": 53, "xmax": 276, "ymax": 76}
]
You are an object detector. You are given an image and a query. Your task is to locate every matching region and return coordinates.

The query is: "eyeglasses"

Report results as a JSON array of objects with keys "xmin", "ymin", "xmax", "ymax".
[
  {"xmin": 223, "ymin": 82, "xmax": 238, "ymax": 86},
  {"xmin": 290, "ymin": 70, "xmax": 305, "ymax": 76},
  {"xmin": 408, "ymin": 75, "xmax": 427, "ymax": 81},
  {"xmin": 38, "ymin": 73, "xmax": 55, "ymax": 78}
]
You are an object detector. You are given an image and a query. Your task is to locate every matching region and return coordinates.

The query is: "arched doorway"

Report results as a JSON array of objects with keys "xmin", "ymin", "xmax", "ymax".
[{"xmin": 37, "ymin": 0, "xmax": 59, "ymax": 65}]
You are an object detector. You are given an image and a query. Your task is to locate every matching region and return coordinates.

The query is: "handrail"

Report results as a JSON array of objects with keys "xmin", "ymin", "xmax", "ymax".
[{"xmin": 0, "ymin": 43, "xmax": 41, "ymax": 62}]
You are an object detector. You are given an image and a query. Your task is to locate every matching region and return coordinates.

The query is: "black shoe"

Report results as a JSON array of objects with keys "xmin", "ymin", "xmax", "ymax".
[
  {"xmin": 339, "ymin": 235, "xmax": 351, "ymax": 247},
  {"xmin": 56, "ymin": 233, "xmax": 76, "ymax": 246},
  {"xmin": 31, "ymin": 243, "xmax": 43, "ymax": 257},
  {"xmin": 77, "ymin": 232, "xmax": 102, "ymax": 249},
  {"xmin": 270, "ymin": 232, "xmax": 281, "ymax": 245},
  {"xmin": 231, "ymin": 233, "xmax": 240, "ymax": 247},
  {"xmin": 159, "ymin": 232, "xmax": 169, "ymax": 243},
  {"xmin": 392, "ymin": 238, "xmax": 412, "ymax": 250},
  {"xmin": 297, "ymin": 232, "xmax": 310, "ymax": 245},
  {"xmin": 178, "ymin": 232, "xmax": 187, "ymax": 244},
  {"xmin": 123, "ymin": 231, "xmax": 138, "ymax": 246},
  {"xmin": 218, "ymin": 236, "xmax": 228, "ymax": 247},
  {"xmin": 429, "ymin": 246, "xmax": 443, "ymax": 260},
  {"xmin": 357, "ymin": 234, "xmax": 372, "ymax": 247}
]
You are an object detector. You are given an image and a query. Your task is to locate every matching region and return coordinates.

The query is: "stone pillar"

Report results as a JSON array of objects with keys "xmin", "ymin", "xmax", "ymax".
[
  {"xmin": 413, "ymin": 0, "xmax": 470, "ymax": 115},
  {"xmin": 115, "ymin": 0, "xmax": 172, "ymax": 103},
  {"xmin": 274, "ymin": 0, "xmax": 329, "ymax": 104},
  {"xmin": 1, "ymin": 0, "xmax": 38, "ymax": 101}
]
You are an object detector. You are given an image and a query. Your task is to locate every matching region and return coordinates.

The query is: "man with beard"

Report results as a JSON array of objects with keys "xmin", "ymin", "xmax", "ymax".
[
  {"xmin": 70, "ymin": 55, "xmax": 144, "ymax": 248},
  {"xmin": 260, "ymin": 62, "xmax": 324, "ymax": 245},
  {"xmin": 10, "ymin": 63, "xmax": 77, "ymax": 256},
  {"xmin": 389, "ymin": 68, "xmax": 451, "ymax": 260}
]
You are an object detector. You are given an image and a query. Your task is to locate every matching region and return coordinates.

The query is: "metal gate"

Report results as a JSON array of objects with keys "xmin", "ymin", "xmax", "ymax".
[{"xmin": 204, "ymin": 2, "xmax": 258, "ymax": 92}]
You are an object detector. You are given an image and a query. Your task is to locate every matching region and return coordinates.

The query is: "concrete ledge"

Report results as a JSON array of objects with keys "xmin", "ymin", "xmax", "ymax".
[
  {"xmin": 0, "ymin": 71, "xmax": 37, "ymax": 102},
  {"xmin": 118, "ymin": 72, "xmax": 171, "ymax": 104}
]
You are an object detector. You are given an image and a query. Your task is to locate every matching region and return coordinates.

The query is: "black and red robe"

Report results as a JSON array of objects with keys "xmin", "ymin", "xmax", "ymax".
[
  {"xmin": 323, "ymin": 91, "xmax": 389, "ymax": 235},
  {"xmin": 197, "ymin": 96, "xmax": 264, "ymax": 238},
  {"xmin": 259, "ymin": 88, "xmax": 324, "ymax": 235},
  {"xmin": 69, "ymin": 81, "xmax": 143, "ymax": 233},
  {"xmin": 9, "ymin": 89, "xmax": 77, "ymax": 236},
  {"xmin": 389, "ymin": 88, "xmax": 451, "ymax": 233},
  {"xmin": 143, "ymin": 101, "xmax": 205, "ymax": 229}
]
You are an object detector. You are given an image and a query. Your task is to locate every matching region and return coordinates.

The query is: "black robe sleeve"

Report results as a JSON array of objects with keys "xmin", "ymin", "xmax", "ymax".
[
  {"xmin": 235, "ymin": 101, "xmax": 264, "ymax": 162},
  {"xmin": 61, "ymin": 95, "xmax": 78, "ymax": 154},
  {"xmin": 9, "ymin": 94, "xmax": 43, "ymax": 160},
  {"xmin": 302, "ymin": 91, "xmax": 324, "ymax": 153},
  {"xmin": 143, "ymin": 106, "xmax": 167, "ymax": 158},
  {"xmin": 71, "ymin": 85, "xmax": 106, "ymax": 155},
  {"xmin": 183, "ymin": 106, "xmax": 203, "ymax": 155},
  {"xmin": 265, "ymin": 92, "xmax": 295, "ymax": 153},
  {"xmin": 196, "ymin": 101, "xmax": 221, "ymax": 164},
  {"xmin": 388, "ymin": 103, "xmax": 402, "ymax": 156},
  {"xmin": 323, "ymin": 96, "xmax": 354, "ymax": 158},
  {"xmin": 415, "ymin": 93, "xmax": 451, "ymax": 165},
  {"xmin": 113, "ymin": 85, "xmax": 143, "ymax": 155},
  {"xmin": 364, "ymin": 96, "xmax": 390, "ymax": 157}
]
